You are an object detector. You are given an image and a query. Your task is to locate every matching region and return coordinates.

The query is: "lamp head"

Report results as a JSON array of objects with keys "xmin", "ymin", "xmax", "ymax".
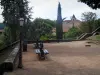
[{"xmin": 19, "ymin": 18, "xmax": 24, "ymax": 26}]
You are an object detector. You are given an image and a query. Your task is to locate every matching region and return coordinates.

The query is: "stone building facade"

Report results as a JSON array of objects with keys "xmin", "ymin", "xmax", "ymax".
[{"xmin": 63, "ymin": 15, "xmax": 81, "ymax": 32}]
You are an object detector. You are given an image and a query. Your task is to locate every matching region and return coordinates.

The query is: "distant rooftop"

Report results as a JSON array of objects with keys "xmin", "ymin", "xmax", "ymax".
[{"xmin": 0, "ymin": 23, "xmax": 5, "ymax": 30}]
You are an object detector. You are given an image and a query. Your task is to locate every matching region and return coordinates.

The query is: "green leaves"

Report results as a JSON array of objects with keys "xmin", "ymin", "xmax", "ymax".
[
  {"xmin": 81, "ymin": 12, "xmax": 97, "ymax": 22},
  {"xmin": 64, "ymin": 27, "xmax": 82, "ymax": 39},
  {"xmin": 80, "ymin": 12, "xmax": 96, "ymax": 33},
  {"xmin": 78, "ymin": 0, "xmax": 100, "ymax": 9},
  {"xmin": 1, "ymin": 0, "xmax": 32, "ymax": 42},
  {"xmin": 80, "ymin": 12, "xmax": 100, "ymax": 33},
  {"xmin": 27, "ymin": 18, "xmax": 56, "ymax": 40}
]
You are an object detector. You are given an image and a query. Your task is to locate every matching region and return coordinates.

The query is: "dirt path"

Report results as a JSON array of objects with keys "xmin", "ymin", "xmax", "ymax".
[{"xmin": 6, "ymin": 41, "xmax": 100, "ymax": 75}]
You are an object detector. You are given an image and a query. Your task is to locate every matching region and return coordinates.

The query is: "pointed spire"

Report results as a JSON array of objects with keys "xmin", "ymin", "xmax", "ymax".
[
  {"xmin": 71, "ymin": 14, "xmax": 76, "ymax": 27},
  {"xmin": 71, "ymin": 14, "xmax": 76, "ymax": 21}
]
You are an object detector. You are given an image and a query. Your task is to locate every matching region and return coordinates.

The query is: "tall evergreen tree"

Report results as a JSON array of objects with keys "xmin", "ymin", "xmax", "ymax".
[{"xmin": 56, "ymin": 2, "xmax": 63, "ymax": 40}]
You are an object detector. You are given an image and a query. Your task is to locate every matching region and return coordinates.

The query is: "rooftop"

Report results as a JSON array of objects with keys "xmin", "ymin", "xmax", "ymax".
[{"xmin": 0, "ymin": 23, "xmax": 5, "ymax": 30}]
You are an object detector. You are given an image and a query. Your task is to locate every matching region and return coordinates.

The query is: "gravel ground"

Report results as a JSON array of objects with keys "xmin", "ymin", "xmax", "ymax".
[{"xmin": 6, "ymin": 41, "xmax": 100, "ymax": 75}]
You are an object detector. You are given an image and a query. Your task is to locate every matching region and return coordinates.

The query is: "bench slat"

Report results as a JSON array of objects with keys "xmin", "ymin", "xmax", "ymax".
[
  {"xmin": 35, "ymin": 49, "xmax": 49, "ymax": 54},
  {"xmin": 44, "ymin": 49, "xmax": 49, "ymax": 54},
  {"xmin": 35, "ymin": 49, "xmax": 40, "ymax": 54}
]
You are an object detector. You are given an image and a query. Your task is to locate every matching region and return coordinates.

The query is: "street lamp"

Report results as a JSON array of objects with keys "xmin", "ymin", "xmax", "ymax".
[
  {"xmin": 23, "ymin": 18, "xmax": 28, "ymax": 52},
  {"xmin": 18, "ymin": 18, "xmax": 24, "ymax": 68},
  {"xmin": 19, "ymin": 18, "xmax": 24, "ymax": 26}
]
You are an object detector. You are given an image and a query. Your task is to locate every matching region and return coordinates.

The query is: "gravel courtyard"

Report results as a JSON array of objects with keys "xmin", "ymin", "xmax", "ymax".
[{"xmin": 6, "ymin": 41, "xmax": 100, "ymax": 75}]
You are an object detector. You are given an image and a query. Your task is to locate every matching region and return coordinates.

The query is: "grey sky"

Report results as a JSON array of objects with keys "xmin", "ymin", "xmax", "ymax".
[{"xmin": 0, "ymin": 0, "xmax": 100, "ymax": 22}]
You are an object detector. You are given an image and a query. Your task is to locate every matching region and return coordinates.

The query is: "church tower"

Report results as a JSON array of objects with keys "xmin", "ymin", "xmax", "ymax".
[
  {"xmin": 71, "ymin": 14, "xmax": 76, "ymax": 27},
  {"xmin": 56, "ymin": 2, "xmax": 63, "ymax": 40}
]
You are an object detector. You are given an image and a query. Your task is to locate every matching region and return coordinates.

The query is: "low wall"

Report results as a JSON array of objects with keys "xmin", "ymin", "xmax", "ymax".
[
  {"xmin": 27, "ymin": 39, "xmax": 80, "ymax": 44},
  {"xmin": 0, "ymin": 42, "xmax": 20, "ymax": 75},
  {"xmin": 3, "ymin": 45, "xmax": 20, "ymax": 72}
]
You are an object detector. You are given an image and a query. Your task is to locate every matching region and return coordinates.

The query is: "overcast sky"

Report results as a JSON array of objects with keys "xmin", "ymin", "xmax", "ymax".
[{"xmin": 0, "ymin": 0, "xmax": 100, "ymax": 22}]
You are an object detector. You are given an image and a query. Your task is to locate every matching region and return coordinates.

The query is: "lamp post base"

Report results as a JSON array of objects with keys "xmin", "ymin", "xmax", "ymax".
[{"xmin": 18, "ymin": 64, "xmax": 23, "ymax": 69}]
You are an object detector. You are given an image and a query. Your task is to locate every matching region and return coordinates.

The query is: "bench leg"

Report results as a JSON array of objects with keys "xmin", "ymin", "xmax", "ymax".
[{"xmin": 38, "ymin": 54, "xmax": 45, "ymax": 60}]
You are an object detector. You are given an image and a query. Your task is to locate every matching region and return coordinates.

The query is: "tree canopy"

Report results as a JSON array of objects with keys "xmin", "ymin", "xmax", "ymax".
[
  {"xmin": 0, "ymin": 0, "xmax": 32, "ymax": 42},
  {"xmin": 78, "ymin": 0, "xmax": 100, "ymax": 9},
  {"xmin": 81, "ymin": 12, "xmax": 97, "ymax": 22},
  {"xmin": 27, "ymin": 18, "xmax": 56, "ymax": 40},
  {"xmin": 80, "ymin": 12, "xmax": 100, "ymax": 33}
]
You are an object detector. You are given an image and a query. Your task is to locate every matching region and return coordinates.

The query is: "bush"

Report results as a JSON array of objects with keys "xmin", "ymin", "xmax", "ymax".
[
  {"xmin": 40, "ymin": 36, "xmax": 49, "ymax": 40},
  {"xmin": 64, "ymin": 27, "xmax": 82, "ymax": 39}
]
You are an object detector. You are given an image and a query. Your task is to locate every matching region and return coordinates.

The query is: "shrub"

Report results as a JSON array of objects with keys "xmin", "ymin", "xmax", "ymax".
[
  {"xmin": 64, "ymin": 27, "xmax": 82, "ymax": 39},
  {"xmin": 40, "ymin": 36, "xmax": 49, "ymax": 40}
]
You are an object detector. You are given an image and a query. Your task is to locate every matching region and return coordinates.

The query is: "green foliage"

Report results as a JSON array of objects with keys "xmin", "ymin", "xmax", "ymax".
[
  {"xmin": 2, "ymin": 26, "xmax": 12, "ymax": 45},
  {"xmin": 78, "ymin": 0, "xmax": 100, "ymax": 9},
  {"xmin": 64, "ymin": 27, "xmax": 82, "ymax": 39},
  {"xmin": 27, "ymin": 18, "xmax": 56, "ymax": 40},
  {"xmin": 0, "ymin": 0, "xmax": 32, "ymax": 42},
  {"xmin": 80, "ymin": 19, "xmax": 100, "ymax": 33},
  {"xmin": 80, "ymin": 21, "xmax": 93, "ymax": 33},
  {"xmin": 93, "ymin": 19, "xmax": 100, "ymax": 30},
  {"xmin": 80, "ymin": 12, "xmax": 98, "ymax": 33},
  {"xmin": 43, "ymin": 19, "xmax": 56, "ymax": 27},
  {"xmin": 81, "ymin": 12, "xmax": 96, "ymax": 21},
  {"xmin": 0, "ymin": 26, "xmax": 13, "ymax": 50},
  {"xmin": 40, "ymin": 35, "xmax": 49, "ymax": 40}
]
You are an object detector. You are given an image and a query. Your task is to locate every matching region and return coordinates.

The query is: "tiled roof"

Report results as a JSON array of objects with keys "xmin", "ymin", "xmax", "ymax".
[
  {"xmin": 64, "ymin": 20, "xmax": 71, "ymax": 22},
  {"xmin": 64, "ymin": 20, "xmax": 81, "ymax": 22}
]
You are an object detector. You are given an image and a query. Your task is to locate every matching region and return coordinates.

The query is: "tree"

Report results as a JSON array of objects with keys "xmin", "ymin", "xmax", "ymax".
[
  {"xmin": 94, "ymin": 19, "xmax": 100, "ymax": 30},
  {"xmin": 43, "ymin": 19, "xmax": 56, "ymax": 27},
  {"xmin": 81, "ymin": 12, "xmax": 97, "ymax": 21},
  {"xmin": 0, "ymin": 26, "xmax": 12, "ymax": 46},
  {"xmin": 78, "ymin": 0, "xmax": 100, "ymax": 9},
  {"xmin": 0, "ymin": 0, "xmax": 31, "ymax": 42},
  {"xmin": 56, "ymin": 2, "xmax": 63, "ymax": 40},
  {"xmin": 80, "ymin": 12, "xmax": 97, "ymax": 33},
  {"xmin": 27, "ymin": 18, "xmax": 55, "ymax": 40}
]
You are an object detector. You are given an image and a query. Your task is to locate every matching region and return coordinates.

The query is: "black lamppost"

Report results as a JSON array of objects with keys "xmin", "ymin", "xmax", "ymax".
[
  {"xmin": 18, "ymin": 18, "xmax": 24, "ymax": 68},
  {"xmin": 23, "ymin": 19, "xmax": 27, "ymax": 52}
]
